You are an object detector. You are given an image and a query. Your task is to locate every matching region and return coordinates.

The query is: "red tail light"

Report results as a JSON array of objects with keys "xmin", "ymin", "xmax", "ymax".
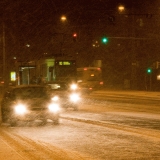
[
  {"xmin": 100, "ymin": 81, "xmax": 103, "ymax": 85},
  {"xmin": 1, "ymin": 81, "xmax": 4, "ymax": 84}
]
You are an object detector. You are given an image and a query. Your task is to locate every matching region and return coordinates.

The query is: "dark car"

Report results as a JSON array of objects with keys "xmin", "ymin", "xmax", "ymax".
[
  {"xmin": 46, "ymin": 82, "xmax": 81, "ymax": 111},
  {"xmin": 1, "ymin": 85, "xmax": 60, "ymax": 126}
]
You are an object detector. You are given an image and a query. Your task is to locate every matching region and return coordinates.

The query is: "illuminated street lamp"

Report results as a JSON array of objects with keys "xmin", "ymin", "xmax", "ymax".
[
  {"xmin": 60, "ymin": 15, "xmax": 67, "ymax": 56},
  {"xmin": 61, "ymin": 15, "xmax": 67, "ymax": 22},
  {"xmin": 118, "ymin": 5, "xmax": 125, "ymax": 13}
]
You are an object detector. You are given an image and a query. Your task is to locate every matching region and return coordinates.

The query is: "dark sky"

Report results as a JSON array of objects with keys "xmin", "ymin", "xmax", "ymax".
[
  {"xmin": 0, "ymin": 0, "xmax": 157, "ymax": 59},
  {"xmin": 0, "ymin": 0, "xmax": 152, "ymax": 32},
  {"xmin": 0, "ymin": 0, "xmax": 159, "ymax": 83},
  {"xmin": 0, "ymin": 0, "xmax": 155, "ymax": 38}
]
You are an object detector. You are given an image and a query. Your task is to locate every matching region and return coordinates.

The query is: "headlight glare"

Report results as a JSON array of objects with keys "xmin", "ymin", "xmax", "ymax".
[
  {"xmin": 51, "ymin": 96, "xmax": 59, "ymax": 101},
  {"xmin": 70, "ymin": 84, "xmax": 77, "ymax": 90},
  {"xmin": 14, "ymin": 104, "xmax": 27, "ymax": 115},
  {"xmin": 48, "ymin": 103, "xmax": 60, "ymax": 112},
  {"xmin": 70, "ymin": 93, "xmax": 80, "ymax": 102}
]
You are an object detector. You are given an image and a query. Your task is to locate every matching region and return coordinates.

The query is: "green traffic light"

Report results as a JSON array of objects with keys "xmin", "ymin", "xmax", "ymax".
[
  {"xmin": 102, "ymin": 37, "xmax": 108, "ymax": 44},
  {"xmin": 147, "ymin": 68, "xmax": 152, "ymax": 74}
]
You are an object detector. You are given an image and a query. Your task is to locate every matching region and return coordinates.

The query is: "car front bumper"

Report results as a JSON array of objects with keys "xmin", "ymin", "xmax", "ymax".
[{"xmin": 11, "ymin": 110, "xmax": 59, "ymax": 121}]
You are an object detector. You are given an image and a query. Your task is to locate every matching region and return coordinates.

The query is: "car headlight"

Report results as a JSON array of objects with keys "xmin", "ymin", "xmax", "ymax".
[
  {"xmin": 69, "ymin": 93, "xmax": 80, "ymax": 102},
  {"xmin": 51, "ymin": 96, "xmax": 59, "ymax": 101},
  {"xmin": 14, "ymin": 104, "xmax": 27, "ymax": 115},
  {"xmin": 70, "ymin": 84, "xmax": 78, "ymax": 90},
  {"xmin": 48, "ymin": 103, "xmax": 60, "ymax": 113}
]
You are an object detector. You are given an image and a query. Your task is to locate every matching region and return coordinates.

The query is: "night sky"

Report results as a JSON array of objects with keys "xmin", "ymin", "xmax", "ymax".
[
  {"xmin": 1, "ymin": 0, "xmax": 151, "ymax": 42},
  {"xmin": 0, "ymin": 0, "xmax": 159, "ymax": 86}
]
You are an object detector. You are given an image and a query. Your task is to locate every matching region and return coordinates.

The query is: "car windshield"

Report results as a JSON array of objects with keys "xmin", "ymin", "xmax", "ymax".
[
  {"xmin": 47, "ymin": 83, "xmax": 68, "ymax": 91},
  {"xmin": 13, "ymin": 87, "xmax": 46, "ymax": 98}
]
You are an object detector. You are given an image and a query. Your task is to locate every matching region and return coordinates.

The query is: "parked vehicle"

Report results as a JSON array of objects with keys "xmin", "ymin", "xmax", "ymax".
[{"xmin": 1, "ymin": 85, "xmax": 60, "ymax": 126}]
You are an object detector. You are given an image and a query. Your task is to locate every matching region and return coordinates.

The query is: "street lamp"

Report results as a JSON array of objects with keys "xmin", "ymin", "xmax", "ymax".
[
  {"xmin": 59, "ymin": 16, "xmax": 67, "ymax": 56},
  {"xmin": 118, "ymin": 5, "xmax": 125, "ymax": 13},
  {"xmin": 61, "ymin": 15, "xmax": 67, "ymax": 22}
]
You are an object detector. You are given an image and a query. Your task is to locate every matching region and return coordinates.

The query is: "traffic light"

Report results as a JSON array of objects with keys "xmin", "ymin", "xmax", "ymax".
[
  {"xmin": 101, "ymin": 37, "xmax": 108, "ymax": 44},
  {"xmin": 72, "ymin": 33, "xmax": 77, "ymax": 42},
  {"xmin": 147, "ymin": 68, "xmax": 152, "ymax": 74}
]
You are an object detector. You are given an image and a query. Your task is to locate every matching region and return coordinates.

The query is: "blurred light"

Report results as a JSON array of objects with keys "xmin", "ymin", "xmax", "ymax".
[
  {"xmin": 73, "ymin": 33, "xmax": 77, "ymax": 37},
  {"xmin": 15, "ymin": 104, "xmax": 27, "ymax": 115},
  {"xmin": 101, "ymin": 37, "xmax": 108, "ymax": 44},
  {"xmin": 61, "ymin": 16, "xmax": 67, "ymax": 21},
  {"xmin": 72, "ymin": 33, "xmax": 77, "ymax": 42},
  {"xmin": 51, "ymin": 96, "xmax": 59, "ymax": 101},
  {"xmin": 157, "ymin": 75, "xmax": 160, "ymax": 80},
  {"xmin": 70, "ymin": 84, "xmax": 78, "ymax": 90},
  {"xmin": 70, "ymin": 93, "xmax": 80, "ymax": 102},
  {"xmin": 1, "ymin": 81, "xmax": 4, "ymax": 84},
  {"xmin": 26, "ymin": 44, "xmax": 30, "ymax": 47},
  {"xmin": 100, "ymin": 81, "xmax": 103, "ymax": 85},
  {"xmin": 118, "ymin": 5, "xmax": 125, "ymax": 12},
  {"xmin": 48, "ymin": 103, "xmax": 60, "ymax": 112},
  {"xmin": 10, "ymin": 72, "xmax": 16, "ymax": 81},
  {"xmin": 92, "ymin": 41, "xmax": 99, "ymax": 47},
  {"xmin": 147, "ymin": 68, "xmax": 152, "ymax": 74}
]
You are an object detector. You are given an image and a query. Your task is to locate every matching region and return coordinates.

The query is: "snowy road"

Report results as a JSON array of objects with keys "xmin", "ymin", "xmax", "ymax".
[{"xmin": 0, "ymin": 90, "xmax": 160, "ymax": 160}]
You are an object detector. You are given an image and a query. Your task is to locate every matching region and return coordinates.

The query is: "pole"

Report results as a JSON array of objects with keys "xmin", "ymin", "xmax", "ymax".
[
  {"xmin": 2, "ymin": 22, "xmax": 6, "ymax": 89},
  {"xmin": 149, "ymin": 74, "xmax": 152, "ymax": 91}
]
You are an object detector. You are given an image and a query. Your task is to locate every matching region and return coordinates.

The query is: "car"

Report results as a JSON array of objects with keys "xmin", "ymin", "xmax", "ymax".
[
  {"xmin": 46, "ymin": 82, "xmax": 81, "ymax": 111},
  {"xmin": 1, "ymin": 85, "xmax": 60, "ymax": 126}
]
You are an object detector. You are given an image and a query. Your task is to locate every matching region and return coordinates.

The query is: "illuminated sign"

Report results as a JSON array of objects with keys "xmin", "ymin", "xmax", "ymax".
[
  {"xmin": 157, "ymin": 75, "xmax": 160, "ymax": 80},
  {"xmin": 10, "ymin": 72, "xmax": 16, "ymax": 81},
  {"xmin": 59, "ymin": 61, "xmax": 71, "ymax": 65}
]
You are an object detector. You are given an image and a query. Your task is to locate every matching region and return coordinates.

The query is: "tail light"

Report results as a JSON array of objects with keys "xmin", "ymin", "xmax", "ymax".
[{"xmin": 100, "ymin": 81, "xmax": 103, "ymax": 85}]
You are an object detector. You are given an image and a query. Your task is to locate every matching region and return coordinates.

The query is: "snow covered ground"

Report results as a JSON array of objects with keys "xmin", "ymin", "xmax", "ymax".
[{"xmin": 0, "ymin": 90, "xmax": 160, "ymax": 160}]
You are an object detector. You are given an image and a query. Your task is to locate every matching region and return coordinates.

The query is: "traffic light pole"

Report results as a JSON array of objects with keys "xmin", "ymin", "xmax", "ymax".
[{"xmin": 149, "ymin": 74, "xmax": 152, "ymax": 91}]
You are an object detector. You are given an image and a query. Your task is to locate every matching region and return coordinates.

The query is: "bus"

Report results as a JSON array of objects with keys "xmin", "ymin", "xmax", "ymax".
[
  {"xmin": 54, "ymin": 59, "xmax": 77, "ymax": 83},
  {"xmin": 77, "ymin": 67, "xmax": 103, "ymax": 92},
  {"xmin": 35, "ymin": 58, "xmax": 77, "ymax": 84}
]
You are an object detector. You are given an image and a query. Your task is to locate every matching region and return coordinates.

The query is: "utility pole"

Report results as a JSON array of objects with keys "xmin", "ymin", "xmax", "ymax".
[{"xmin": 2, "ymin": 22, "xmax": 6, "ymax": 89}]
